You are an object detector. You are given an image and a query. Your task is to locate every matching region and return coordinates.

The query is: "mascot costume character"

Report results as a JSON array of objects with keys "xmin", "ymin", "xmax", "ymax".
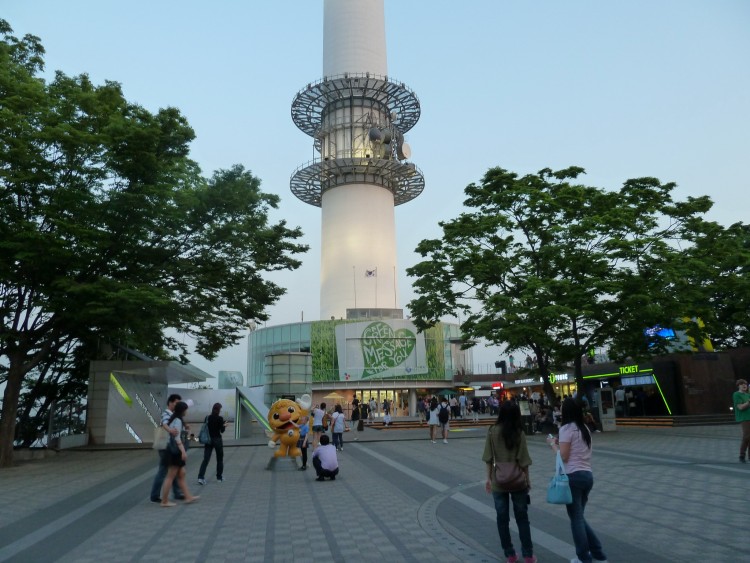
[{"xmin": 267, "ymin": 394, "xmax": 311, "ymax": 458}]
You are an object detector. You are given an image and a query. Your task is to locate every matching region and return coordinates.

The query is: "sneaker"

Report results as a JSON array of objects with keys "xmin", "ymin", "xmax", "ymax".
[
  {"xmin": 443, "ymin": 439, "xmax": 448, "ymax": 444},
  {"xmin": 431, "ymin": 440, "xmax": 436, "ymax": 443},
  {"xmin": 150, "ymin": 497, "xmax": 161, "ymax": 503},
  {"xmin": 740, "ymin": 456, "xmax": 746, "ymax": 463},
  {"xmin": 330, "ymin": 475, "xmax": 336, "ymax": 480},
  {"xmin": 506, "ymin": 556, "xmax": 519, "ymax": 563},
  {"xmin": 316, "ymin": 476, "xmax": 325, "ymax": 481},
  {"xmin": 197, "ymin": 479, "xmax": 207, "ymax": 485},
  {"xmin": 524, "ymin": 557, "xmax": 537, "ymax": 563},
  {"xmin": 216, "ymin": 478, "xmax": 224, "ymax": 482},
  {"xmin": 298, "ymin": 466, "xmax": 307, "ymax": 471}
]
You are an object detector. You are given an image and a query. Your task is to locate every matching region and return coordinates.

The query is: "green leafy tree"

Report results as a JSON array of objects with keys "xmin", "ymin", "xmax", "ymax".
[
  {"xmin": 407, "ymin": 166, "xmax": 714, "ymax": 400},
  {"xmin": 673, "ymin": 221, "xmax": 750, "ymax": 350},
  {"xmin": 0, "ymin": 22, "xmax": 307, "ymax": 467}
]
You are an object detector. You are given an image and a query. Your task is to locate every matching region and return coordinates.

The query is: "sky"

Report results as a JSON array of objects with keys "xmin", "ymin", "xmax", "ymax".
[{"xmin": 4, "ymin": 0, "xmax": 749, "ymax": 381}]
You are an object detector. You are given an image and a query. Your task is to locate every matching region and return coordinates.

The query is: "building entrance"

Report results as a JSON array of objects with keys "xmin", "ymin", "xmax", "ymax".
[{"xmin": 351, "ymin": 389, "xmax": 407, "ymax": 417}]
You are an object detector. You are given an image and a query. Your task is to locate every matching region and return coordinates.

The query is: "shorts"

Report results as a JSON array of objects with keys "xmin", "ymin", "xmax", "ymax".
[{"xmin": 312, "ymin": 425, "xmax": 324, "ymax": 432}]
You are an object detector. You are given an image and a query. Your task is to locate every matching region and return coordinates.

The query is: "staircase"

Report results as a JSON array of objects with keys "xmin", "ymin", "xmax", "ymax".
[{"xmin": 365, "ymin": 417, "xmax": 496, "ymax": 431}]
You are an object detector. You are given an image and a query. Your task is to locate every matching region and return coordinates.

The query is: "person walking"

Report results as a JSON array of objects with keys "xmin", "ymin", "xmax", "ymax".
[
  {"xmin": 427, "ymin": 397, "xmax": 440, "ymax": 443},
  {"xmin": 368, "ymin": 397, "xmax": 377, "ymax": 424},
  {"xmin": 330, "ymin": 404, "xmax": 348, "ymax": 451},
  {"xmin": 547, "ymin": 397, "xmax": 608, "ymax": 563},
  {"xmin": 150, "ymin": 393, "xmax": 184, "ymax": 503},
  {"xmin": 471, "ymin": 396, "xmax": 481, "ymax": 423},
  {"xmin": 439, "ymin": 396, "xmax": 451, "ymax": 443},
  {"xmin": 161, "ymin": 401, "xmax": 199, "ymax": 507},
  {"xmin": 482, "ymin": 401, "xmax": 536, "ymax": 563},
  {"xmin": 197, "ymin": 402, "xmax": 228, "ymax": 485},
  {"xmin": 311, "ymin": 402, "xmax": 328, "ymax": 448},
  {"xmin": 732, "ymin": 379, "xmax": 750, "ymax": 463},
  {"xmin": 350, "ymin": 398, "xmax": 361, "ymax": 441}
]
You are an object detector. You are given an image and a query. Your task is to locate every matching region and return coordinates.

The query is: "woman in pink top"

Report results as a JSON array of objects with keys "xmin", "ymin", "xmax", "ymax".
[{"xmin": 549, "ymin": 397, "xmax": 607, "ymax": 563}]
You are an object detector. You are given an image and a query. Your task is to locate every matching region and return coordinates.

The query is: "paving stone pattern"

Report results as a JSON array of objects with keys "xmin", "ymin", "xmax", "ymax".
[{"xmin": 0, "ymin": 423, "xmax": 745, "ymax": 562}]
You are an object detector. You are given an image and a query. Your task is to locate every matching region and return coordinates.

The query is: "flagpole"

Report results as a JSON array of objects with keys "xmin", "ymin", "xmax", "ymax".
[
  {"xmin": 393, "ymin": 266, "xmax": 396, "ymax": 308},
  {"xmin": 353, "ymin": 266, "xmax": 357, "ymax": 308},
  {"xmin": 375, "ymin": 268, "xmax": 378, "ymax": 308}
]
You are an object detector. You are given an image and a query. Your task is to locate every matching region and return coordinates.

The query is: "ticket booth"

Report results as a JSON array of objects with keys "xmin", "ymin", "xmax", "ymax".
[{"xmin": 593, "ymin": 387, "xmax": 617, "ymax": 431}]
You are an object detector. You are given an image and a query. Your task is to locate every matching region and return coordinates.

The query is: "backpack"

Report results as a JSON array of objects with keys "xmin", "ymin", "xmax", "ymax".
[{"xmin": 438, "ymin": 403, "xmax": 450, "ymax": 424}]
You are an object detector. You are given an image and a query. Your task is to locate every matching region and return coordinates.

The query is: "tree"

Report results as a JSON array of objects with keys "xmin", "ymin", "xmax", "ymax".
[
  {"xmin": 406, "ymin": 166, "xmax": 714, "ymax": 401},
  {"xmin": 0, "ymin": 22, "xmax": 308, "ymax": 467},
  {"xmin": 673, "ymin": 221, "xmax": 750, "ymax": 350}
]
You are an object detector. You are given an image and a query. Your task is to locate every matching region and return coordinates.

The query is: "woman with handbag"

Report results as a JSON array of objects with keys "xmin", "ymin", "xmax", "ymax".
[
  {"xmin": 481, "ymin": 401, "xmax": 537, "ymax": 563},
  {"xmin": 161, "ymin": 401, "xmax": 199, "ymax": 507},
  {"xmin": 548, "ymin": 397, "xmax": 608, "ymax": 563},
  {"xmin": 197, "ymin": 402, "xmax": 228, "ymax": 485},
  {"xmin": 330, "ymin": 404, "xmax": 348, "ymax": 451}
]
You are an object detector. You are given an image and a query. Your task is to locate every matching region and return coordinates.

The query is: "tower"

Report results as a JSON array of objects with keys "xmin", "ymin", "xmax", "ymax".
[{"xmin": 290, "ymin": 0, "xmax": 424, "ymax": 320}]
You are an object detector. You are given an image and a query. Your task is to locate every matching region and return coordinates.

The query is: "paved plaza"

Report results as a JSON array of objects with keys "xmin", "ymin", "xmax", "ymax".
[{"xmin": 0, "ymin": 422, "xmax": 745, "ymax": 562}]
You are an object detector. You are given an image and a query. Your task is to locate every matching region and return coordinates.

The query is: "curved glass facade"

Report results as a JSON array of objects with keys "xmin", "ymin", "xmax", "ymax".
[{"xmin": 247, "ymin": 319, "xmax": 468, "ymax": 387}]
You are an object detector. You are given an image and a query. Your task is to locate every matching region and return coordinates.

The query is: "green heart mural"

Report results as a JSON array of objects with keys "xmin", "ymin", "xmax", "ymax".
[{"xmin": 361, "ymin": 321, "xmax": 416, "ymax": 378}]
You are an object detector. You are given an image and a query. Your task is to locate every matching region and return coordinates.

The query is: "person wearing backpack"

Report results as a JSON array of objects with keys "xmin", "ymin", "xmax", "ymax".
[
  {"xmin": 427, "ymin": 397, "xmax": 440, "ymax": 443},
  {"xmin": 438, "ymin": 396, "xmax": 451, "ymax": 444}
]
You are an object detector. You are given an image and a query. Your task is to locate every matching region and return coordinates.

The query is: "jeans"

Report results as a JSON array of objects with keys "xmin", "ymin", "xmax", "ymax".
[
  {"xmin": 492, "ymin": 490, "xmax": 533, "ymax": 558},
  {"xmin": 740, "ymin": 421, "xmax": 750, "ymax": 457},
  {"xmin": 332, "ymin": 432, "xmax": 343, "ymax": 450},
  {"xmin": 150, "ymin": 449, "xmax": 182, "ymax": 500},
  {"xmin": 565, "ymin": 471, "xmax": 606, "ymax": 563},
  {"xmin": 198, "ymin": 438, "xmax": 223, "ymax": 480}
]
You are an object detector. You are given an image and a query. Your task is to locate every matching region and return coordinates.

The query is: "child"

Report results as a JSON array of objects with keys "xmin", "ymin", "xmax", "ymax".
[
  {"xmin": 297, "ymin": 416, "xmax": 310, "ymax": 470},
  {"xmin": 311, "ymin": 434, "xmax": 339, "ymax": 481}
]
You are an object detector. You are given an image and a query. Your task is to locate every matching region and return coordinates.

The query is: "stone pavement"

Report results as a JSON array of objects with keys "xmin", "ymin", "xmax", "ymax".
[{"xmin": 0, "ymin": 422, "xmax": 745, "ymax": 562}]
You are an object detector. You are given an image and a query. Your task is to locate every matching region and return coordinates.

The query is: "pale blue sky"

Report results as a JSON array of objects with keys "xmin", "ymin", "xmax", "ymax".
[{"xmin": 5, "ymin": 0, "xmax": 749, "ymax": 378}]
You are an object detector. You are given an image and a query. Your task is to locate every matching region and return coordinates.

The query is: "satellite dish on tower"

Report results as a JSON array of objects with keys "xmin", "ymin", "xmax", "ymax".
[
  {"xmin": 401, "ymin": 142, "xmax": 411, "ymax": 160},
  {"xmin": 368, "ymin": 127, "xmax": 382, "ymax": 142}
]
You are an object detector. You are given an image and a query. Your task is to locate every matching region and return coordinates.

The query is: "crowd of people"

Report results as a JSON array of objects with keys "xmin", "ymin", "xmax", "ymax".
[{"xmin": 149, "ymin": 391, "xmax": 611, "ymax": 561}]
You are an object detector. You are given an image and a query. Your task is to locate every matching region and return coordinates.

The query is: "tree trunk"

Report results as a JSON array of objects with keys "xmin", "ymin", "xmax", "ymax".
[{"xmin": 0, "ymin": 358, "xmax": 26, "ymax": 468}]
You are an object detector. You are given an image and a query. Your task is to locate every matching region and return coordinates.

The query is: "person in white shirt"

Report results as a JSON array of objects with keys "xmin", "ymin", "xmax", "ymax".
[{"xmin": 312, "ymin": 434, "xmax": 339, "ymax": 481}]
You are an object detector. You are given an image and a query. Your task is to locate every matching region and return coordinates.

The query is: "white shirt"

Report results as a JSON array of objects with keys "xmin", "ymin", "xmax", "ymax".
[
  {"xmin": 312, "ymin": 444, "xmax": 338, "ymax": 471},
  {"xmin": 558, "ymin": 423, "xmax": 592, "ymax": 473}
]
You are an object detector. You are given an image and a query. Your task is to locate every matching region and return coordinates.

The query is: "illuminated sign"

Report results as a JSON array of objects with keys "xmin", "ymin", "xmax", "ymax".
[
  {"xmin": 110, "ymin": 373, "xmax": 132, "ymax": 406},
  {"xmin": 135, "ymin": 393, "xmax": 158, "ymax": 428},
  {"xmin": 492, "ymin": 382, "xmax": 504, "ymax": 389},
  {"xmin": 125, "ymin": 422, "xmax": 142, "ymax": 443}
]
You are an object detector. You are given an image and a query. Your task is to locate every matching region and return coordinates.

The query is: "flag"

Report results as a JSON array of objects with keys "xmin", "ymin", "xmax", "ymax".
[{"xmin": 365, "ymin": 268, "xmax": 377, "ymax": 278}]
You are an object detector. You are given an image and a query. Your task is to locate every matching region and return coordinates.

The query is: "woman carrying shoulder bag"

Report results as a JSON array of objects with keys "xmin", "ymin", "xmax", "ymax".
[
  {"xmin": 547, "ymin": 397, "xmax": 608, "ymax": 563},
  {"xmin": 482, "ymin": 401, "xmax": 537, "ymax": 563},
  {"xmin": 197, "ymin": 402, "xmax": 228, "ymax": 485}
]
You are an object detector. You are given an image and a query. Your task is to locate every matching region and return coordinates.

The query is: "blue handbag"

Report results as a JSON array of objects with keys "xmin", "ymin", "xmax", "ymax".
[{"xmin": 546, "ymin": 451, "xmax": 573, "ymax": 505}]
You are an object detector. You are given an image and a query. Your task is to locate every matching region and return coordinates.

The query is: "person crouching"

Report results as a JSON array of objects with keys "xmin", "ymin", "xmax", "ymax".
[{"xmin": 312, "ymin": 434, "xmax": 339, "ymax": 481}]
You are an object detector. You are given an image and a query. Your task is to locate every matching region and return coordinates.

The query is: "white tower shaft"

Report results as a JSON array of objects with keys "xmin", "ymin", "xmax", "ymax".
[
  {"xmin": 290, "ymin": 0, "xmax": 424, "ymax": 321},
  {"xmin": 324, "ymin": 0, "xmax": 387, "ymax": 77},
  {"xmin": 321, "ymin": 0, "xmax": 395, "ymax": 319}
]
